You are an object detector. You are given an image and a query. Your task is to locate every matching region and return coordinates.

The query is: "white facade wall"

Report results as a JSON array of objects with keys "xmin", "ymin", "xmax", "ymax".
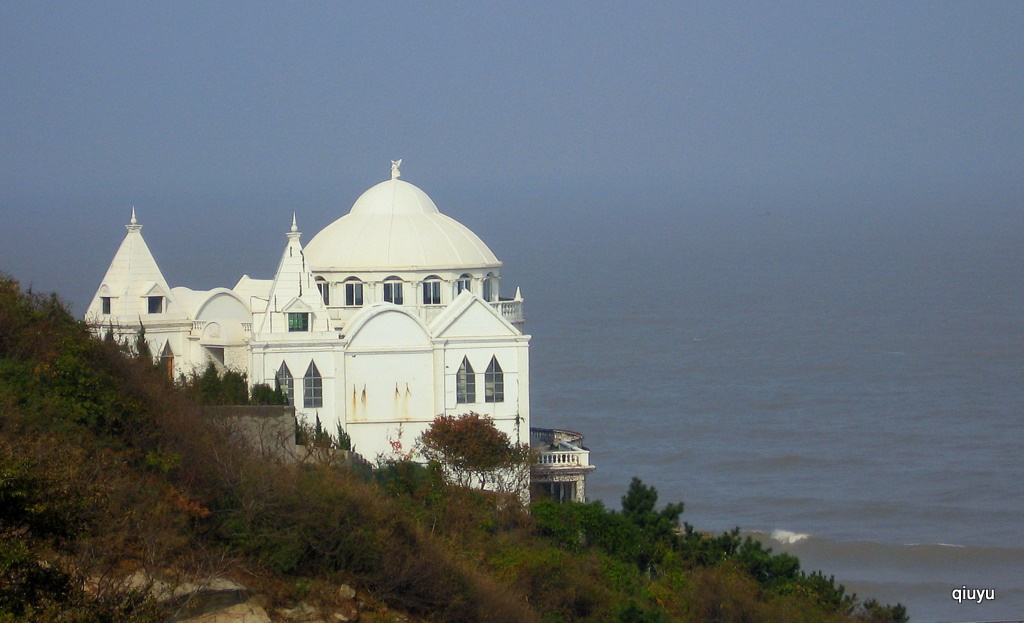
[{"xmin": 87, "ymin": 174, "xmax": 531, "ymax": 468}]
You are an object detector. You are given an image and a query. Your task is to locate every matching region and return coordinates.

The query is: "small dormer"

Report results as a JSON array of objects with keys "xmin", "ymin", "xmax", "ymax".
[
  {"xmin": 281, "ymin": 297, "xmax": 314, "ymax": 333},
  {"xmin": 143, "ymin": 282, "xmax": 170, "ymax": 315},
  {"xmin": 97, "ymin": 284, "xmax": 114, "ymax": 315},
  {"xmin": 252, "ymin": 215, "xmax": 331, "ymax": 338}
]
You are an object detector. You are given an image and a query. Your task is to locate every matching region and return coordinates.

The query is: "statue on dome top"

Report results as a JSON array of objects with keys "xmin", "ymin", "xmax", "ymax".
[{"xmin": 391, "ymin": 159, "xmax": 402, "ymax": 180}]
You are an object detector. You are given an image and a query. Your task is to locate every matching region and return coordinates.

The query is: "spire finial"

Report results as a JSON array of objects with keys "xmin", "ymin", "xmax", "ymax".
[
  {"xmin": 126, "ymin": 206, "xmax": 142, "ymax": 232},
  {"xmin": 291, "ymin": 212, "xmax": 298, "ymax": 233},
  {"xmin": 391, "ymin": 159, "xmax": 402, "ymax": 180}
]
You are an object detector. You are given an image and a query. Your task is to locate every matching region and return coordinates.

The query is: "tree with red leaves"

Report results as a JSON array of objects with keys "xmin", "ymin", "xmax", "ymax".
[{"xmin": 418, "ymin": 412, "xmax": 532, "ymax": 493}]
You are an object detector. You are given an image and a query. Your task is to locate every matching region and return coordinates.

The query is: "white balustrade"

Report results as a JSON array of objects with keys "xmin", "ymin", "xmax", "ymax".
[
  {"xmin": 536, "ymin": 449, "xmax": 590, "ymax": 468},
  {"xmin": 489, "ymin": 299, "xmax": 524, "ymax": 324}
]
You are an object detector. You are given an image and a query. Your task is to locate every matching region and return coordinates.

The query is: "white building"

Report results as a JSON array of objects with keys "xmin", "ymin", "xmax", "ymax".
[{"xmin": 86, "ymin": 165, "xmax": 530, "ymax": 463}]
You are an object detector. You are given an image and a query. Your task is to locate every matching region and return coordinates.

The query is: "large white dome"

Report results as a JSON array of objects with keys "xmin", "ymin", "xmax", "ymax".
[{"xmin": 304, "ymin": 179, "xmax": 501, "ymax": 272}]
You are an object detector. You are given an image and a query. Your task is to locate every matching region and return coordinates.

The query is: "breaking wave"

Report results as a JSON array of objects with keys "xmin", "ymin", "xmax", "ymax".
[{"xmin": 769, "ymin": 529, "xmax": 811, "ymax": 544}]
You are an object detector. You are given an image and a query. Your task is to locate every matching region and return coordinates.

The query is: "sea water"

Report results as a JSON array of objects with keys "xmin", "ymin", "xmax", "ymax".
[{"xmin": 515, "ymin": 204, "xmax": 1024, "ymax": 623}]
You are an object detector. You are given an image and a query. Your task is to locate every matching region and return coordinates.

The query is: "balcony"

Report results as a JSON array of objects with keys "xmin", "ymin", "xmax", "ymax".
[
  {"xmin": 531, "ymin": 427, "xmax": 595, "ymax": 503},
  {"xmin": 532, "ymin": 426, "xmax": 598, "ymax": 479},
  {"xmin": 531, "ymin": 428, "xmax": 585, "ymax": 447},
  {"xmin": 536, "ymin": 449, "xmax": 591, "ymax": 468},
  {"xmin": 188, "ymin": 320, "xmax": 252, "ymax": 345},
  {"xmin": 489, "ymin": 298, "xmax": 524, "ymax": 326}
]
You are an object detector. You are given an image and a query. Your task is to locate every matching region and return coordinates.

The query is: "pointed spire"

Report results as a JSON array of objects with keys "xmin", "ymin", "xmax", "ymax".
[
  {"xmin": 254, "ymin": 212, "xmax": 322, "ymax": 337},
  {"xmin": 287, "ymin": 213, "xmax": 301, "ymax": 242},
  {"xmin": 127, "ymin": 207, "xmax": 142, "ymax": 233},
  {"xmin": 90, "ymin": 207, "xmax": 173, "ymax": 321}
]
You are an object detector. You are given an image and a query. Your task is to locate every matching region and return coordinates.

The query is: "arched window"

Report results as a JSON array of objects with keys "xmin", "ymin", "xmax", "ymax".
[
  {"xmin": 422, "ymin": 276, "xmax": 442, "ymax": 305},
  {"xmin": 304, "ymin": 362, "xmax": 323, "ymax": 408},
  {"xmin": 315, "ymin": 277, "xmax": 330, "ymax": 305},
  {"xmin": 456, "ymin": 357, "xmax": 475, "ymax": 404},
  {"xmin": 485, "ymin": 356, "xmax": 504, "ymax": 403},
  {"xmin": 276, "ymin": 362, "xmax": 294, "ymax": 406},
  {"xmin": 483, "ymin": 273, "xmax": 497, "ymax": 302},
  {"xmin": 160, "ymin": 341, "xmax": 174, "ymax": 380},
  {"xmin": 383, "ymin": 277, "xmax": 404, "ymax": 304},
  {"xmin": 344, "ymin": 278, "xmax": 363, "ymax": 307},
  {"xmin": 457, "ymin": 274, "xmax": 472, "ymax": 295}
]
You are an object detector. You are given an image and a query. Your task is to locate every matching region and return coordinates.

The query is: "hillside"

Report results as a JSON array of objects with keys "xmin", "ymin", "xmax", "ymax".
[{"xmin": 0, "ymin": 275, "xmax": 906, "ymax": 623}]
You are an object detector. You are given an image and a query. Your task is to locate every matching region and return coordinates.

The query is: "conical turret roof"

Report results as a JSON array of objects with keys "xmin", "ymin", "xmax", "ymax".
[{"xmin": 85, "ymin": 209, "xmax": 175, "ymax": 320}]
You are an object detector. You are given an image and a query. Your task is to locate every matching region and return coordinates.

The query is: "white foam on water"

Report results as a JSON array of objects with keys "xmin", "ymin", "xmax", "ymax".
[
  {"xmin": 907, "ymin": 542, "xmax": 964, "ymax": 548},
  {"xmin": 770, "ymin": 529, "xmax": 811, "ymax": 544}
]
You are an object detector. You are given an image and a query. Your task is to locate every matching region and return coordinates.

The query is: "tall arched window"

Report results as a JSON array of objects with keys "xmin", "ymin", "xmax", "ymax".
[
  {"xmin": 485, "ymin": 356, "xmax": 504, "ymax": 403},
  {"xmin": 304, "ymin": 362, "xmax": 323, "ymax": 408},
  {"xmin": 277, "ymin": 362, "xmax": 294, "ymax": 406},
  {"xmin": 456, "ymin": 357, "xmax": 475, "ymax": 404},
  {"xmin": 160, "ymin": 341, "xmax": 174, "ymax": 380},
  {"xmin": 422, "ymin": 276, "xmax": 442, "ymax": 305}
]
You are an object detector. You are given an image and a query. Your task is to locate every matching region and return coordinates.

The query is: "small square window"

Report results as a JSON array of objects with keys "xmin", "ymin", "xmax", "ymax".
[
  {"xmin": 288, "ymin": 312, "xmax": 310, "ymax": 332},
  {"xmin": 148, "ymin": 296, "xmax": 163, "ymax": 314}
]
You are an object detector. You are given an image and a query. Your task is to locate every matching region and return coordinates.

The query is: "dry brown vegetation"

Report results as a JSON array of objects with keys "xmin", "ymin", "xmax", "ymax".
[{"xmin": 0, "ymin": 276, "xmax": 907, "ymax": 623}]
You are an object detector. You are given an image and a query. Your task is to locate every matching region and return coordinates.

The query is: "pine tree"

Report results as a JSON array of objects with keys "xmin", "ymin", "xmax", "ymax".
[{"xmin": 134, "ymin": 323, "xmax": 152, "ymax": 361}]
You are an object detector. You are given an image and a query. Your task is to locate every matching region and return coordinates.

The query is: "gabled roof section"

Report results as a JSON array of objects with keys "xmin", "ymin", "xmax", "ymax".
[
  {"xmin": 345, "ymin": 304, "xmax": 432, "ymax": 350},
  {"xmin": 254, "ymin": 215, "xmax": 329, "ymax": 336},
  {"xmin": 85, "ymin": 209, "xmax": 177, "ymax": 320},
  {"xmin": 142, "ymin": 282, "xmax": 168, "ymax": 297},
  {"xmin": 430, "ymin": 290, "xmax": 520, "ymax": 339},
  {"xmin": 281, "ymin": 297, "xmax": 313, "ymax": 314}
]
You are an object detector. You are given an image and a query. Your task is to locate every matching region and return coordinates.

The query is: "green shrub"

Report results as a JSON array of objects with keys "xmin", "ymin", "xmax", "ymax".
[{"xmin": 0, "ymin": 276, "xmax": 911, "ymax": 623}]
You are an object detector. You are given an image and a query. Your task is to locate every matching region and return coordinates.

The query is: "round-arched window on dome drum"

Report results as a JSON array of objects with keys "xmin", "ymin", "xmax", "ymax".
[
  {"xmin": 422, "ymin": 276, "xmax": 442, "ymax": 305},
  {"xmin": 343, "ymin": 278, "xmax": 363, "ymax": 307},
  {"xmin": 383, "ymin": 277, "xmax": 404, "ymax": 305},
  {"xmin": 315, "ymin": 277, "xmax": 330, "ymax": 306},
  {"xmin": 483, "ymin": 273, "xmax": 497, "ymax": 302}
]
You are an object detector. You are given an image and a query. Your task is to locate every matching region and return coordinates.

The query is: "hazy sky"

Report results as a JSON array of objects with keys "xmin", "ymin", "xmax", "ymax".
[{"xmin": 2, "ymin": 2, "xmax": 1022, "ymax": 313}]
